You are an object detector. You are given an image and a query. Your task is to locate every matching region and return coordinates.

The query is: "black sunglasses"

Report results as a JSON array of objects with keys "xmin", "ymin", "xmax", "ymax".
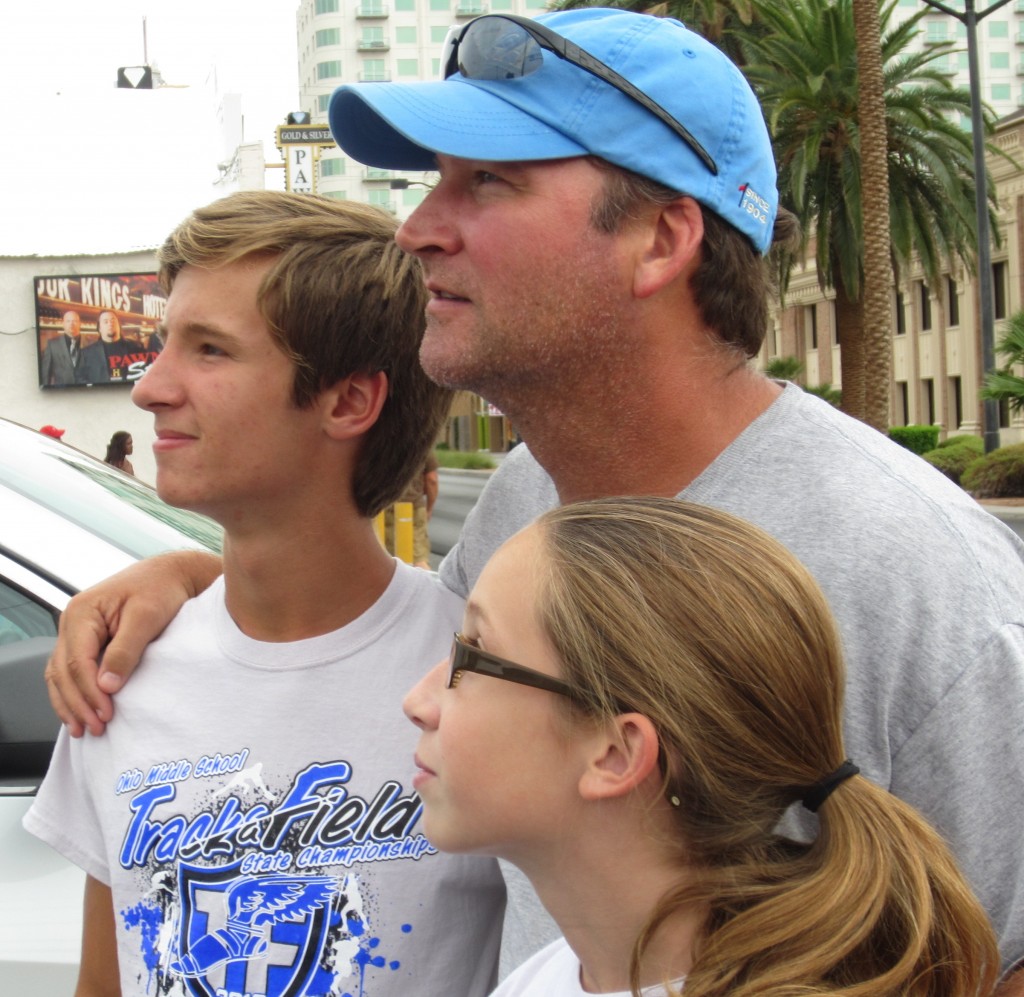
[
  {"xmin": 442, "ymin": 14, "xmax": 718, "ymax": 177},
  {"xmin": 448, "ymin": 632, "xmax": 580, "ymax": 699}
]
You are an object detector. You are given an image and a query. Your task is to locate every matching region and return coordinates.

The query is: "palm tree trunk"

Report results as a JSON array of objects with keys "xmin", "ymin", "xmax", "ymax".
[
  {"xmin": 853, "ymin": 0, "xmax": 894, "ymax": 432},
  {"xmin": 836, "ymin": 277, "xmax": 865, "ymax": 419}
]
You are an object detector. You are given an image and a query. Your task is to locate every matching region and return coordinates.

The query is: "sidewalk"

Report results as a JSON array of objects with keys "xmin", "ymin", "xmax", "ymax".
[{"xmin": 977, "ymin": 497, "xmax": 1024, "ymax": 520}]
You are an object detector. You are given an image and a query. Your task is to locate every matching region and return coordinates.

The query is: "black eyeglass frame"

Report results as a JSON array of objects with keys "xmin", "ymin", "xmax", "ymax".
[
  {"xmin": 448, "ymin": 632, "xmax": 581, "ymax": 699},
  {"xmin": 442, "ymin": 14, "xmax": 718, "ymax": 177}
]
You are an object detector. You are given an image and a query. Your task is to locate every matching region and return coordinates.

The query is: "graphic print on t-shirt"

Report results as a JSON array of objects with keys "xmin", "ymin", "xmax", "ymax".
[{"xmin": 112, "ymin": 748, "xmax": 435, "ymax": 996}]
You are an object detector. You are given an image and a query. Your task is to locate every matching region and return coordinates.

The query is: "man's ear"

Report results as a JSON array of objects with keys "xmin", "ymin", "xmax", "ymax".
[
  {"xmin": 578, "ymin": 713, "xmax": 662, "ymax": 802},
  {"xmin": 321, "ymin": 370, "xmax": 389, "ymax": 441},
  {"xmin": 632, "ymin": 196, "xmax": 704, "ymax": 300}
]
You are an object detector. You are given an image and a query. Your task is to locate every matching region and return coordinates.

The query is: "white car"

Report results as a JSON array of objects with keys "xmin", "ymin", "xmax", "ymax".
[{"xmin": 0, "ymin": 418, "xmax": 221, "ymax": 994}]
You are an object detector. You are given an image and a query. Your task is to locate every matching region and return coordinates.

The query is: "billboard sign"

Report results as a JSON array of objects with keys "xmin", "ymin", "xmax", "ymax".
[{"xmin": 35, "ymin": 272, "xmax": 166, "ymax": 388}]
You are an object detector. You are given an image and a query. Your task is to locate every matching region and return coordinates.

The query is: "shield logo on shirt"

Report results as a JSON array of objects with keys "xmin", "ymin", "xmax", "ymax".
[{"xmin": 171, "ymin": 860, "xmax": 338, "ymax": 997}]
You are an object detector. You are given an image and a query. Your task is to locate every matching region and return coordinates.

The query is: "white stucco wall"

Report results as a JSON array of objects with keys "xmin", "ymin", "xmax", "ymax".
[{"xmin": 0, "ymin": 251, "xmax": 162, "ymax": 485}]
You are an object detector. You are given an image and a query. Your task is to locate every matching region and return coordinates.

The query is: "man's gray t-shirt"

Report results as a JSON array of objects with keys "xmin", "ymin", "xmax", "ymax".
[{"xmin": 441, "ymin": 382, "xmax": 1024, "ymax": 976}]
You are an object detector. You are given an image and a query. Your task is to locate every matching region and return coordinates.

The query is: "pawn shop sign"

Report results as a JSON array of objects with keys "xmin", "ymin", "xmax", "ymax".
[{"xmin": 276, "ymin": 124, "xmax": 336, "ymax": 195}]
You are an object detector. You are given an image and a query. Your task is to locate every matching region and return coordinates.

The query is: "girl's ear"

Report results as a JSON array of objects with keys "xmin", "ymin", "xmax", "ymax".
[
  {"xmin": 577, "ymin": 713, "xmax": 662, "ymax": 802},
  {"xmin": 321, "ymin": 370, "xmax": 389, "ymax": 441}
]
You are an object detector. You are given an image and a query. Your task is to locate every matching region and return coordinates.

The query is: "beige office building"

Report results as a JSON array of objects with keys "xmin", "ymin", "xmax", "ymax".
[{"xmin": 772, "ymin": 109, "xmax": 1024, "ymax": 445}]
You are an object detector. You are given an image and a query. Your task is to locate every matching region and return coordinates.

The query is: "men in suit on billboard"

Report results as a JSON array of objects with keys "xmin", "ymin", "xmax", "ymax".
[{"xmin": 40, "ymin": 310, "xmax": 104, "ymax": 386}]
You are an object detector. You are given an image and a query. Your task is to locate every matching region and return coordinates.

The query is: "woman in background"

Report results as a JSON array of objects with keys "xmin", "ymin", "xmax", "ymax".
[
  {"xmin": 404, "ymin": 497, "xmax": 998, "ymax": 997},
  {"xmin": 104, "ymin": 430, "xmax": 134, "ymax": 476}
]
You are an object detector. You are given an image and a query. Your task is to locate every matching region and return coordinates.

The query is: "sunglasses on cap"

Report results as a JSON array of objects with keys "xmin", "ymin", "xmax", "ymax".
[{"xmin": 441, "ymin": 14, "xmax": 718, "ymax": 177}]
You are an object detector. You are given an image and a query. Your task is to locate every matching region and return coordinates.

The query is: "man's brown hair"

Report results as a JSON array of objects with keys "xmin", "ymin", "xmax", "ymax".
[
  {"xmin": 589, "ymin": 160, "xmax": 798, "ymax": 360},
  {"xmin": 158, "ymin": 191, "xmax": 450, "ymax": 517}
]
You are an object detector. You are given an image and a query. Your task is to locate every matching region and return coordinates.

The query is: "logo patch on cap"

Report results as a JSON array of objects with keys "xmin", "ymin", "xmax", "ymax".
[{"xmin": 738, "ymin": 184, "xmax": 771, "ymax": 231}]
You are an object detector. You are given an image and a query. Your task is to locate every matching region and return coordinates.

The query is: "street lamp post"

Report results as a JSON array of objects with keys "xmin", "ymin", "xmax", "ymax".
[{"xmin": 919, "ymin": 0, "xmax": 1010, "ymax": 452}]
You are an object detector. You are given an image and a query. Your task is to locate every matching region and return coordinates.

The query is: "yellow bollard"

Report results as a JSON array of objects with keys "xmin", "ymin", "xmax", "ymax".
[
  {"xmin": 375, "ymin": 502, "xmax": 415, "ymax": 564},
  {"xmin": 393, "ymin": 501, "xmax": 414, "ymax": 565}
]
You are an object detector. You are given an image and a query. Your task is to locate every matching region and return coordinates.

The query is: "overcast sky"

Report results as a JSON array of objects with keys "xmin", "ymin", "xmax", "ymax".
[{"xmin": 0, "ymin": 1, "xmax": 300, "ymax": 255}]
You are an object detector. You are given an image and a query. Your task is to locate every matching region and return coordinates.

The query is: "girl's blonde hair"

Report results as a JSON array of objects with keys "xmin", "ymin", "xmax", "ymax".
[{"xmin": 536, "ymin": 496, "xmax": 998, "ymax": 997}]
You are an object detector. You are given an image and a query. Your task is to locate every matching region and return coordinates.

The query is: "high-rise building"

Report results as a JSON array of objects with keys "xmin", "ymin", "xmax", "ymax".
[
  {"xmin": 295, "ymin": 0, "xmax": 547, "ymax": 216},
  {"xmin": 892, "ymin": 0, "xmax": 1024, "ymax": 122}
]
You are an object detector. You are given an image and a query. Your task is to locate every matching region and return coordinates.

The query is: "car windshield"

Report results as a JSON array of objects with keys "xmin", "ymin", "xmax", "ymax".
[{"xmin": 0, "ymin": 421, "xmax": 222, "ymax": 559}]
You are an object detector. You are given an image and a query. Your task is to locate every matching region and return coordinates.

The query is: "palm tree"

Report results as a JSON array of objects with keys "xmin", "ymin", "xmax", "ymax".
[
  {"xmin": 982, "ymin": 310, "xmax": 1024, "ymax": 415},
  {"xmin": 852, "ymin": 0, "xmax": 892, "ymax": 429},
  {"xmin": 743, "ymin": 0, "xmax": 997, "ymax": 425},
  {"xmin": 548, "ymin": 0, "xmax": 758, "ymax": 61}
]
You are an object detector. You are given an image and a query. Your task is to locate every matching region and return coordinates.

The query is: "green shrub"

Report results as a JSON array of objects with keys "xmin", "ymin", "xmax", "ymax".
[
  {"xmin": 434, "ymin": 449, "xmax": 496, "ymax": 470},
  {"xmin": 888, "ymin": 424, "xmax": 940, "ymax": 456},
  {"xmin": 805, "ymin": 383, "xmax": 842, "ymax": 407},
  {"xmin": 923, "ymin": 442, "xmax": 984, "ymax": 486},
  {"xmin": 961, "ymin": 443, "xmax": 1024, "ymax": 498},
  {"xmin": 937, "ymin": 434, "xmax": 983, "ymax": 451}
]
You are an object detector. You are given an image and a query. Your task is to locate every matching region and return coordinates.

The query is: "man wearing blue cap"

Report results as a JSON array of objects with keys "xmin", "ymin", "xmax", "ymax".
[{"xmin": 45, "ymin": 9, "xmax": 1024, "ymax": 992}]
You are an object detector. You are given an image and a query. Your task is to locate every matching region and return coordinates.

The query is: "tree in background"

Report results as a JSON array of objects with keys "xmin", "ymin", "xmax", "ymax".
[
  {"xmin": 851, "ymin": 0, "xmax": 892, "ymax": 430},
  {"xmin": 549, "ymin": 0, "xmax": 758, "ymax": 63},
  {"xmin": 743, "ymin": 0, "xmax": 995, "ymax": 427},
  {"xmin": 982, "ymin": 309, "xmax": 1024, "ymax": 417}
]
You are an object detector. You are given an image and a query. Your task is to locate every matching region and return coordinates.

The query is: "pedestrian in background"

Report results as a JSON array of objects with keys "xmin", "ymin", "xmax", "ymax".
[{"xmin": 103, "ymin": 431, "xmax": 134, "ymax": 475}]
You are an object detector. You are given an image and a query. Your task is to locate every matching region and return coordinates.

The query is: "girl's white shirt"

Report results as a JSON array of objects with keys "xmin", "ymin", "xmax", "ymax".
[{"xmin": 491, "ymin": 938, "xmax": 683, "ymax": 996}]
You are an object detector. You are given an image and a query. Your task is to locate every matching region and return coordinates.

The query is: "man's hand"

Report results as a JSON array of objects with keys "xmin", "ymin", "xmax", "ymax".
[{"xmin": 46, "ymin": 550, "xmax": 223, "ymax": 736}]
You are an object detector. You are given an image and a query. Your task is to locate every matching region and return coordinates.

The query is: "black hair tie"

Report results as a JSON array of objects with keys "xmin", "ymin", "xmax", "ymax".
[{"xmin": 801, "ymin": 759, "xmax": 860, "ymax": 813}]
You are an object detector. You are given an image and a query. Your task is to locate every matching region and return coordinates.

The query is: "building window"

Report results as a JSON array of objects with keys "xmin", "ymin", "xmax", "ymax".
[
  {"xmin": 320, "ymin": 157, "xmax": 345, "ymax": 177},
  {"xmin": 317, "ymin": 60, "xmax": 342, "ymax": 80},
  {"xmin": 323, "ymin": 190, "xmax": 348, "ymax": 200},
  {"xmin": 895, "ymin": 291, "xmax": 906, "ymax": 335},
  {"xmin": 1000, "ymin": 398, "xmax": 1012, "ymax": 428},
  {"xmin": 925, "ymin": 21, "xmax": 947, "ymax": 43},
  {"xmin": 315, "ymin": 0, "xmax": 339, "ymax": 13},
  {"xmin": 396, "ymin": 26, "xmax": 416, "ymax": 43},
  {"xmin": 805, "ymin": 305, "xmax": 818, "ymax": 350},
  {"xmin": 918, "ymin": 281, "xmax": 931, "ymax": 331},
  {"xmin": 315, "ymin": 28, "xmax": 340, "ymax": 47},
  {"xmin": 990, "ymin": 19, "xmax": 1010, "ymax": 38},
  {"xmin": 491, "ymin": 0, "xmax": 514, "ymax": 8},
  {"xmin": 993, "ymin": 260, "xmax": 1008, "ymax": 320},
  {"xmin": 897, "ymin": 382, "xmax": 909, "ymax": 425},
  {"xmin": 947, "ymin": 277, "xmax": 960, "ymax": 326},
  {"xmin": 992, "ymin": 83, "xmax": 1012, "ymax": 102},
  {"xmin": 361, "ymin": 58, "xmax": 388, "ymax": 81},
  {"xmin": 368, "ymin": 189, "xmax": 395, "ymax": 212},
  {"xmin": 398, "ymin": 187, "xmax": 428, "ymax": 208},
  {"xmin": 923, "ymin": 378, "xmax": 935, "ymax": 424},
  {"xmin": 395, "ymin": 0, "xmax": 415, "ymax": 9},
  {"xmin": 317, "ymin": 94, "xmax": 331, "ymax": 113},
  {"xmin": 949, "ymin": 375, "xmax": 963, "ymax": 431},
  {"xmin": 397, "ymin": 58, "xmax": 420, "ymax": 76},
  {"xmin": 431, "ymin": 25, "xmax": 450, "ymax": 42},
  {"xmin": 430, "ymin": 0, "xmax": 449, "ymax": 9},
  {"xmin": 991, "ymin": 51, "xmax": 1010, "ymax": 70}
]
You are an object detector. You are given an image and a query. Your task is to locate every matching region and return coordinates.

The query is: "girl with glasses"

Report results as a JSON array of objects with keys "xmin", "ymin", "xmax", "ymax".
[{"xmin": 403, "ymin": 496, "xmax": 997, "ymax": 997}]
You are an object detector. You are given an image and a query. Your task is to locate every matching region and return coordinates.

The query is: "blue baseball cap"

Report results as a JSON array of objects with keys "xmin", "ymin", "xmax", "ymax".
[{"xmin": 328, "ymin": 8, "xmax": 778, "ymax": 253}]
